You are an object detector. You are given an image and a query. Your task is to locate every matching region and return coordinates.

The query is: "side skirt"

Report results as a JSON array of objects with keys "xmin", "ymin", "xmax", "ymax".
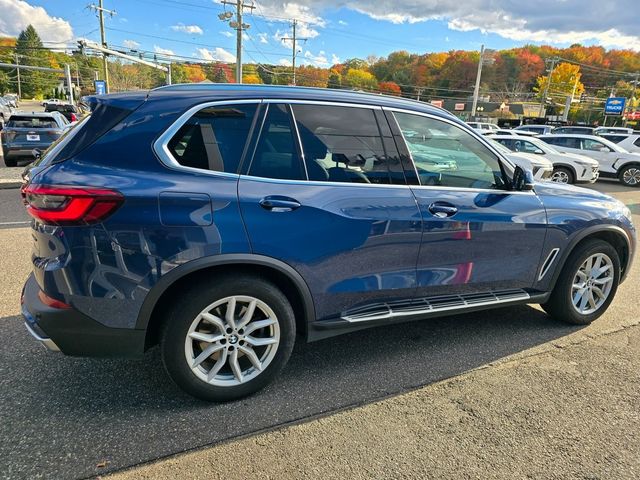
[{"xmin": 307, "ymin": 290, "xmax": 551, "ymax": 342}]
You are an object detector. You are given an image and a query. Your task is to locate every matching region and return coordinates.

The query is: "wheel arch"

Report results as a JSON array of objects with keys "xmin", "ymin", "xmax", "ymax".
[
  {"xmin": 553, "ymin": 163, "xmax": 577, "ymax": 178},
  {"xmin": 138, "ymin": 254, "xmax": 316, "ymax": 348},
  {"xmin": 549, "ymin": 225, "xmax": 632, "ymax": 291}
]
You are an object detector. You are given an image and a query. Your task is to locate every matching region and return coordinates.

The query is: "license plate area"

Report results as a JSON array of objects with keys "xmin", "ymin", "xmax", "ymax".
[{"xmin": 27, "ymin": 134, "xmax": 40, "ymax": 141}]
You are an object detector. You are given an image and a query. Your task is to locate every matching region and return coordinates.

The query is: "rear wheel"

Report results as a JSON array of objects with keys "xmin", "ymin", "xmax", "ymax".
[
  {"xmin": 161, "ymin": 275, "xmax": 296, "ymax": 402},
  {"xmin": 3, "ymin": 154, "xmax": 16, "ymax": 167},
  {"xmin": 618, "ymin": 164, "xmax": 640, "ymax": 187},
  {"xmin": 542, "ymin": 240, "xmax": 620, "ymax": 325},
  {"xmin": 551, "ymin": 166, "xmax": 574, "ymax": 184}
]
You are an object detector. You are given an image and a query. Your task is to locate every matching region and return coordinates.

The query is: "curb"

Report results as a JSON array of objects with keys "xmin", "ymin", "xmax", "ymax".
[{"xmin": 0, "ymin": 181, "xmax": 22, "ymax": 189}]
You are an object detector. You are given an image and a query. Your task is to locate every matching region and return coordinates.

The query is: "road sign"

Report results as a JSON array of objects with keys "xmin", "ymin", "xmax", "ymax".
[
  {"xmin": 454, "ymin": 103, "xmax": 465, "ymax": 111},
  {"xmin": 430, "ymin": 100, "xmax": 443, "ymax": 108},
  {"xmin": 604, "ymin": 97, "xmax": 626, "ymax": 116},
  {"xmin": 94, "ymin": 80, "xmax": 106, "ymax": 95}
]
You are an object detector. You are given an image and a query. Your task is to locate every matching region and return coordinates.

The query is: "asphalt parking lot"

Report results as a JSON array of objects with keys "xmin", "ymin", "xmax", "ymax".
[{"xmin": 0, "ymin": 179, "xmax": 638, "ymax": 479}]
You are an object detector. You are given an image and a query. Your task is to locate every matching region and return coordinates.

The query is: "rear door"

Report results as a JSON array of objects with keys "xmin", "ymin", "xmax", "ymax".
[
  {"xmin": 388, "ymin": 109, "xmax": 547, "ymax": 300},
  {"xmin": 238, "ymin": 101, "xmax": 423, "ymax": 322},
  {"xmin": 579, "ymin": 137, "xmax": 618, "ymax": 174}
]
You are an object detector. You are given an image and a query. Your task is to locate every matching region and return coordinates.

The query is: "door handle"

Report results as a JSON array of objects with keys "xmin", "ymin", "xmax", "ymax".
[
  {"xmin": 259, "ymin": 196, "xmax": 301, "ymax": 212},
  {"xmin": 428, "ymin": 202, "xmax": 458, "ymax": 218}
]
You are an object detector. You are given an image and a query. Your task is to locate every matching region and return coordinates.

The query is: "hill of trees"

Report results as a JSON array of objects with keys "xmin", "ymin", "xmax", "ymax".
[{"xmin": 2, "ymin": 25, "xmax": 639, "ymax": 123}]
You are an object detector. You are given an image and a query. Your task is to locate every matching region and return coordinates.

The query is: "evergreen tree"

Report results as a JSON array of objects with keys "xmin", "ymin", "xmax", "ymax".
[{"xmin": 15, "ymin": 25, "xmax": 57, "ymax": 98}]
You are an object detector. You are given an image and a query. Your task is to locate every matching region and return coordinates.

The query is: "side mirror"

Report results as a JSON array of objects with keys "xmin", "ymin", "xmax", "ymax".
[
  {"xmin": 31, "ymin": 148, "xmax": 41, "ymax": 160},
  {"xmin": 512, "ymin": 165, "xmax": 535, "ymax": 191},
  {"xmin": 599, "ymin": 147, "xmax": 611, "ymax": 152},
  {"xmin": 534, "ymin": 149, "xmax": 544, "ymax": 154}
]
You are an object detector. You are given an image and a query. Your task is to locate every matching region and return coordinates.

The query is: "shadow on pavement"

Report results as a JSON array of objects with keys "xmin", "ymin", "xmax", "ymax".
[{"xmin": 0, "ymin": 304, "xmax": 581, "ymax": 479}]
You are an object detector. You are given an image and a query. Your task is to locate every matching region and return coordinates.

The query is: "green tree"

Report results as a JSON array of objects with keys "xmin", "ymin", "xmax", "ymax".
[
  {"xmin": 344, "ymin": 68, "xmax": 378, "ymax": 91},
  {"xmin": 0, "ymin": 70, "xmax": 9, "ymax": 94},
  {"xmin": 15, "ymin": 25, "xmax": 57, "ymax": 98}
]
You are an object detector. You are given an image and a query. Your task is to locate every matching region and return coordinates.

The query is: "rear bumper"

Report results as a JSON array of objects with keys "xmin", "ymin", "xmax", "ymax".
[{"xmin": 21, "ymin": 274, "xmax": 146, "ymax": 357}]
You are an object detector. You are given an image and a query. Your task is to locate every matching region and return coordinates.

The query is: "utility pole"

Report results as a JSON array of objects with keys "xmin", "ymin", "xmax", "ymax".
[
  {"xmin": 281, "ymin": 19, "xmax": 307, "ymax": 85},
  {"xmin": 88, "ymin": 1, "xmax": 116, "ymax": 93},
  {"xmin": 538, "ymin": 56, "xmax": 558, "ymax": 119},
  {"xmin": 64, "ymin": 64, "xmax": 75, "ymax": 106},
  {"xmin": 220, "ymin": 1, "xmax": 254, "ymax": 83},
  {"xmin": 14, "ymin": 53, "xmax": 21, "ymax": 99},
  {"xmin": 471, "ymin": 46, "xmax": 494, "ymax": 118}
]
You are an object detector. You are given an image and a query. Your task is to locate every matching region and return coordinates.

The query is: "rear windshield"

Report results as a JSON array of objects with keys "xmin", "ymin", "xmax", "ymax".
[{"xmin": 7, "ymin": 116, "xmax": 57, "ymax": 129}]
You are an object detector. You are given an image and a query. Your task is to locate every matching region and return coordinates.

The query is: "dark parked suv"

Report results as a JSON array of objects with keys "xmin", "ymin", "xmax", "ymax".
[{"xmin": 21, "ymin": 85, "xmax": 636, "ymax": 401}]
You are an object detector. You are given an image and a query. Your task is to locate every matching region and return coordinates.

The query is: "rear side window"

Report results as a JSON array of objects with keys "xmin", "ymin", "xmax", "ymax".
[
  {"xmin": 292, "ymin": 104, "xmax": 395, "ymax": 184},
  {"xmin": 249, "ymin": 103, "xmax": 305, "ymax": 181},
  {"xmin": 7, "ymin": 116, "xmax": 57, "ymax": 129},
  {"xmin": 167, "ymin": 104, "xmax": 257, "ymax": 173}
]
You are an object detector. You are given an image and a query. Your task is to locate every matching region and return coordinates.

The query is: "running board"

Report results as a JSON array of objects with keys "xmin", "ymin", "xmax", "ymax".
[{"xmin": 341, "ymin": 289, "xmax": 531, "ymax": 323}]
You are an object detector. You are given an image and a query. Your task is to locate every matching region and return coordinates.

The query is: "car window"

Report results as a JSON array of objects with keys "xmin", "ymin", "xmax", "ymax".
[
  {"xmin": 393, "ymin": 112, "xmax": 505, "ymax": 189},
  {"xmin": 513, "ymin": 140, "xmax": 540, "ymax": 153},
  {"xmin": 547, "ymin": 137, "xmax": 580, "ymax": 148},
  {"xmin": 292, "ymin": 104, "xmax": 397, "ymax": 184},
  {"xmin": 167, "ymin": 103, "xmax": 257, "ymax": 173},
  {"xmin": 582, "ymin": 138, "xmax": 609, "ymax": 151},
  {"xmin": 249, "ymin": 103, "xmax": 305, "ymax": 181},
  {"xmin": 6, "ymin": 116, "xmax": 57, "ymax": 128},
  {"xmin": 634, "ymin": 137, "xmax": 640, "ymax": 147}
]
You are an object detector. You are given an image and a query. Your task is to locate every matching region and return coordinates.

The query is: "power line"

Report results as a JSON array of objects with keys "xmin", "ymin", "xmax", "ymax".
[
  {"xmin": 87, "ymin": 1, "xmax": 116, "ymax": 92},
  {"xmin": 280, "ymin": 19, "xmax": 307, "ymax": 85}
]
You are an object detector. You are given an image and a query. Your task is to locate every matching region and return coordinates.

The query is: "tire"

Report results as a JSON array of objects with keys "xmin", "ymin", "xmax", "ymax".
[
  {"xmin": 3, "ymin": 154, "xmax": 17, "ymax": 167},
  {"xmin": 551, "ymin": 166, "xmax": 574, "ymax": 184},
  {"xmin": 542, "ymin": 239, "xmax": 620, "ymax": 325},
  {"xmin": 161, "ymin": 274, "xmax": 296, "ymax": 402},
  {"xmin": 618, "ymin": 164, "xmax": 640, "ymax": 187}
]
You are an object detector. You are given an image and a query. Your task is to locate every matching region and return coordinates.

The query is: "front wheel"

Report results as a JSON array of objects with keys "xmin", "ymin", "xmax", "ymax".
[
  {"xmin": 542, "ymin": 239, "xmax": 620, "ymax": 325},
  {"xmin": 161, "ymin": 275, "xmax": 296, "ymax": 402},
  {"xmin": 618, "ymin": 164, "xmax": 640, "ymax": 187},
  {"xmin": 551, "ymin": 166, "xmax": 574, "ymax": 184}
]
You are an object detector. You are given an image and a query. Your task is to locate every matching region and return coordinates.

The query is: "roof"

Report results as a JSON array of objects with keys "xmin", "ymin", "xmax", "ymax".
[
  {"xmin": 11, "ymin": 111, "xmax": 61, "ymax": 117},
  {"xmin": 148, "ymin": 83, "xmax": 456, "ymax": 118}
]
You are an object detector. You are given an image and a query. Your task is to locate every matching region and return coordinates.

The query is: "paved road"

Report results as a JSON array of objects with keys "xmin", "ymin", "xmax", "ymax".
[
  {"xmin": 0, "ymin": 189, "xmax": 29, "ymax": 227},
  {"xmin": 0, "ymin": 182, "xmax": 637, "ymax": 479}
]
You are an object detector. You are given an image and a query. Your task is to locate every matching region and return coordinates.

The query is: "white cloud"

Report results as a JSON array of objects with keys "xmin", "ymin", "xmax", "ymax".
[
  {"xmin": 338, "ymin": 20, "xmax": 348, "ymax": 26},
  {"xmin": 279, "ymin": 58, "xmax": 292, "ymax": 66},
  {"xmin": 171, "ymin": 23, "xmax": 204, "ymax": 35},
  {"xmin": 154, "ymin": 45, "xmax": 175, "ymax": 56},
  {"xmin": 301, "ymin": 49, "xmax": 330, "ymax": 66},
  {"xmin": 197, "ymin": 47, "xmax": 236, "ymax": 62},
  {"xmin": 0, "ymin": 0, "xmax": 73, "ymax": 47},
  {"xmin": 258, "ymin": 33, "xmax": 269, "ymax": 44},
  {"xmin": 331, "ymin": 53, "xmax": 340, "ymax": 65},
  {"xmin": 123, "ymin": 39, "xmax": 140, "ymax": 49},
  {"xmin": 219, "ymin": 30, "xmax": 233, "ymax": 38},
  {"xmin": 257, "ymin": 0, "xmax": 640, "ymax": 50}
]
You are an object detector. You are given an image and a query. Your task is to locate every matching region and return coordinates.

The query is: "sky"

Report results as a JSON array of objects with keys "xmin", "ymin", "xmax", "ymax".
[{"xmin": 0, "ymin": 0, "xmax": 639, "ymax": 67}]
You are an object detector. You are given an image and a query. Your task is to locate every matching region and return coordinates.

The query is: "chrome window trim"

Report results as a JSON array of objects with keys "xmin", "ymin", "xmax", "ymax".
[
  {"xmin": 153, "ymin": 99, "xmax": 262, "ymax": 178},
  {"xmin": 154, "ymin": 98, "xmax": 533, "ymax": 195}
]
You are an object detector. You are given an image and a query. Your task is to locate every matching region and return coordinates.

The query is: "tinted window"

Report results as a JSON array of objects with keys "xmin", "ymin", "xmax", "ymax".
[
  {"xmin": 7, "ymin": 116, "xmax": 58, "ymax": 129},
  {"xmin": 249, "ymin": 103, "xmax": 305, "ymax": 181},
  {"xmin": 394, "ymin": 112, "xmax": 505, "ymax": 189},
  {"xmin": 512, "ymin": 140, "xmax": 540, "ymax": 153},
  {"xmin": 582, "ymin": 138, "xmax": 609, "ymax": 151},
  {"xmin": 545, "ymin": 137, "xmax": 580, "ymax": 149},
  {"xmin": 167, "ymin": 104, "xmax": 257, "ymax": 173},
  {"xmin": 293, "ymin": 104, "xmax": 395, "ymax": 184},
  {"xmin": 634, "ymin": 137, "xmax": 640, "ymax": 147}
]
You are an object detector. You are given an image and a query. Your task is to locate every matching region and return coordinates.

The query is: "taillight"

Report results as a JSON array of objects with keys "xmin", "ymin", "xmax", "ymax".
[
  {"xmin": 22, "ymin": 185, "xmax": 124, "ymax": 226},
  {"xmin": 70, "ymin": 113, "xmax": 77, "ymax": 122}
]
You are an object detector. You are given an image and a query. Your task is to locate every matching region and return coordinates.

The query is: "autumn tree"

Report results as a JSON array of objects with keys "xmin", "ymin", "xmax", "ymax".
[
  {"xmin": 534, "ymin": 62, "xmax": 585, "ymax": 103},
  {"xmin": 378, "ymin": 81, "xmax": 401, "ymax": 96},
  {"xmin": 343, "ymin": 68, "xmax": 378, "ymax": 91},
  {"xmin": 242, "ymin": 64, "xmax": 262, "ymax": 84},
  {"xmin": 296, "ymin": 65, "xmax": 329, "ymax": 87}
]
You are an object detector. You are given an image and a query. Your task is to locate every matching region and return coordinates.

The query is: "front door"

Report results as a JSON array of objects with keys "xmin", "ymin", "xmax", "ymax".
[
  {"xmin": 238, "ymin": 102, "xmax": 422, "ymax": 321},
  {"xmin": 389, "ymin": 110, "xmax": 547, "ymax": 299}
]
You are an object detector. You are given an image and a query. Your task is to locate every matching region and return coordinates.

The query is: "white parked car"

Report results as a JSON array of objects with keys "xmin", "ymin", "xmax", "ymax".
[
  {"xmin": 514, "ymin": 124, "xmax": 555, "ymax": 135},
  {"xmin": 595, "ymin": 126, "xmax": 633, "ymax": 135},
  {"xmin": 486, "ymin": 138, "xmax": 553, "ymax": 181},
  {"xmin": 614, "ymin": 134, "xmax": 640, "ymax": 153},
  {"xmin": 483, "ymin": 128, "xmax": 537, "ymax": 137},
  {"xmin": 491, "ymin": 135, "xmax": 599, "ymax": 184},
  {"xmin": 540, "ymin": 134, "xmax": 640, "ymax": 187},
  {"xmin": 467, "ymin": 121, "xmax": 499, "ymax": 132}
]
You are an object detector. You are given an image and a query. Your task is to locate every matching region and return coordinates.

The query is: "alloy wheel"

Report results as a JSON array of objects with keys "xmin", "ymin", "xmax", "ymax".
[
  {"xmin": 185, "ymin": 295, "xmax": 280, "ymax": 387},
  {"xmin": 551, "ymin": 170, "xmax": 570, "ymax": 183},
  {"xmin": 622, "ymin": 167, "xmax": 640, "ymax": 186},
  {"xmin": 571, "ymin": 253, "xmax": 614, "ymax": 315}
]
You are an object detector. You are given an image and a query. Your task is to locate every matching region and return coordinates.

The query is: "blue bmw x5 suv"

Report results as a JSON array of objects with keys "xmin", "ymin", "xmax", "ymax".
[{"xmin": 21, "ymin": 85, "xmax": 636, "ymax": 401}]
